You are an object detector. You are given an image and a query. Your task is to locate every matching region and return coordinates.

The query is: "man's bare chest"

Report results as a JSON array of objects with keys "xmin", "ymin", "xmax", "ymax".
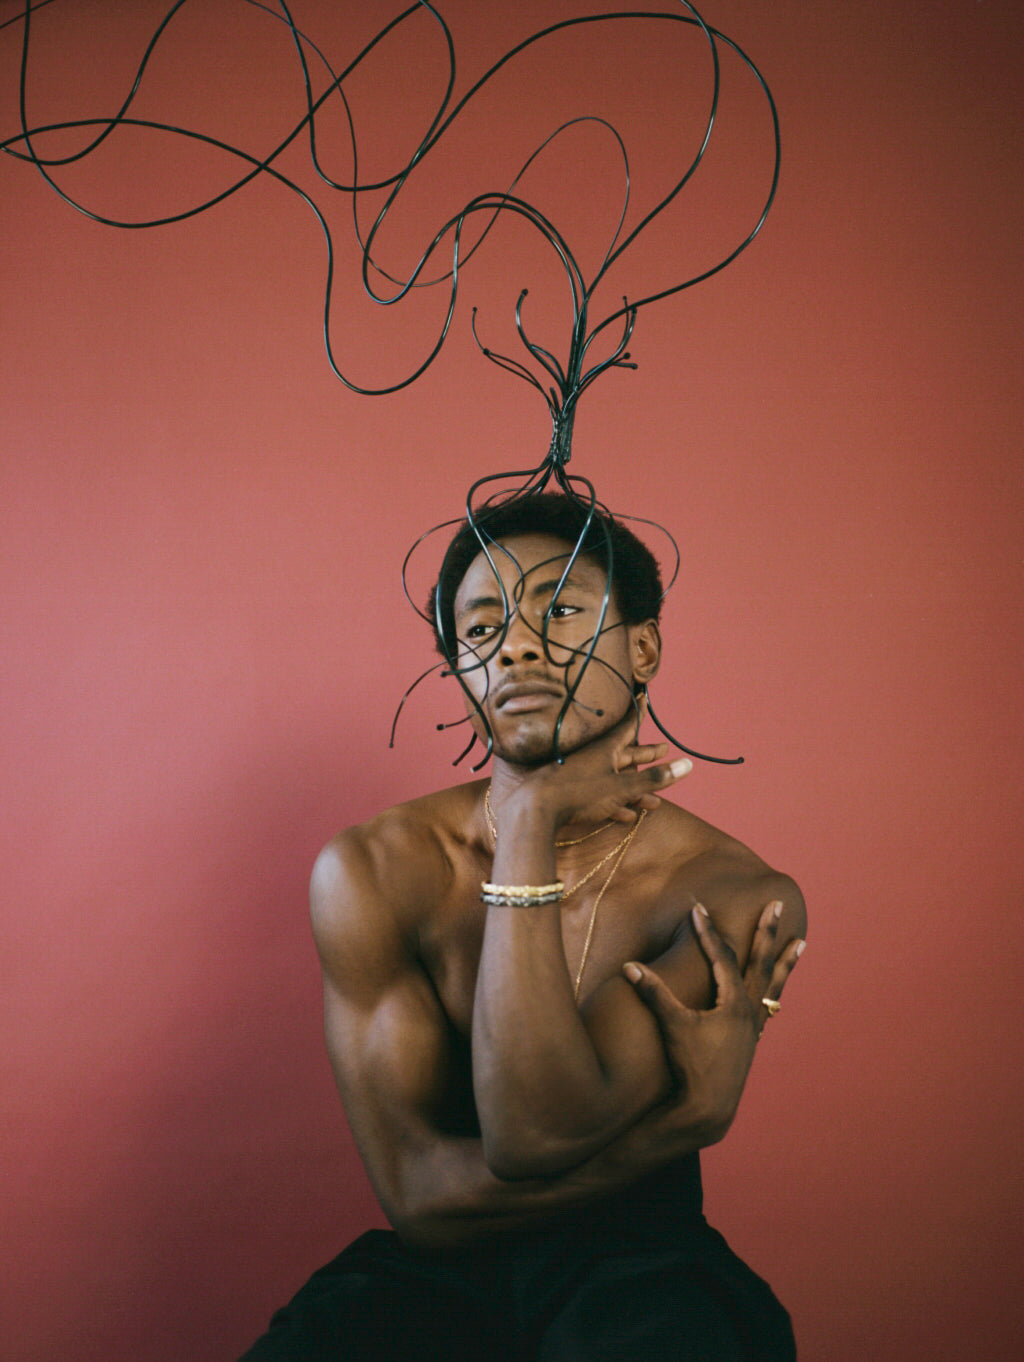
[{"xmin": 414, "ymin": 866, "xmax": 688, "ymax": 1037}]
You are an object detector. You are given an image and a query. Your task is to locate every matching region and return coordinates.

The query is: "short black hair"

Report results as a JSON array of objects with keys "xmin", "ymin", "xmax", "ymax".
[{"xmin": 428, "ymin": 492, "xmax": 663, "ymax": 655}]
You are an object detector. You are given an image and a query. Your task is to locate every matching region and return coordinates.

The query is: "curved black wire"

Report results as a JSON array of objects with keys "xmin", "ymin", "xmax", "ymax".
[
  {"xmin": 418, "ymin": 466, "xmax": 743, "ymax": 768},
  {"xmin": 3, "ymin": 0, "xmax": 769, "ymax": 766},
  {"xmin": 4, "ymin": 0, "xmax": 779, "ymax": 413}
]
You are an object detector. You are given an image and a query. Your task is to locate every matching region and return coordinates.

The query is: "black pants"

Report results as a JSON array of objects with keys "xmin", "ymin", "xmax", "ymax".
[{"xmin": 239, "ymin": 1219, "xmax": 795, "ymax": 1361}]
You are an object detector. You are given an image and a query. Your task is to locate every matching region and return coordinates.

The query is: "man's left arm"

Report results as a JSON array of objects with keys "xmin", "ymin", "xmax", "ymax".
[{"xmin": 475, "ymin": 861, "xmax": 805, "ymax": 1180}]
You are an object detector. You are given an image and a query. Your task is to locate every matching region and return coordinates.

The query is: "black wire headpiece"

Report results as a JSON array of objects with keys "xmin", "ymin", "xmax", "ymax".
[{"xmin": 3, "ymin": 0, "xmax": 779, "ymax": 767}]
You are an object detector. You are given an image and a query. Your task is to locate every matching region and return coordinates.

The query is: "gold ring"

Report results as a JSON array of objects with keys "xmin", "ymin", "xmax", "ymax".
[{"xmin": 761, "ymin": 997, "xmax": 781, "ymax": 1017}]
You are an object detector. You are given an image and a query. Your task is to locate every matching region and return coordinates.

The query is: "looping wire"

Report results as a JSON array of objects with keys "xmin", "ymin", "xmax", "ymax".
[
  {"xmin": 4, "ymin": 0, "xmax": 769, "ymax": 767},
  {"xmin": 410, "ymin": 457, "xmax": 743, "ymax": 768},
  {"xmin": 4, "ymin": 0, "xmax": 779, "ymax": 421}
]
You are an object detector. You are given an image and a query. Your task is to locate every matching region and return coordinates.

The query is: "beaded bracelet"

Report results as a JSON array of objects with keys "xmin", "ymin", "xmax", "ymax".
[{"xmin": 480, "ymin": 880, "xmax": 564, "ymax": 907}]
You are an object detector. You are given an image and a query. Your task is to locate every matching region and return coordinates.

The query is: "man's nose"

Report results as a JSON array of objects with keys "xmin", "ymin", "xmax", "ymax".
[{"xmin": 498, "ymin": 611, "xmax": 542, "ymax": 665}]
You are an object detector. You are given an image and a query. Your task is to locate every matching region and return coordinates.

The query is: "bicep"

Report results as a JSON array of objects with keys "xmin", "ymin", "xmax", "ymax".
[
  {"xmin": 577, "ymin": 925, "xmax": 706, "ymax": 1121},
  {"xmin": 578, "ymin": 871, "xmax": 806, "ymax": 1125},
  {"xmin": 322, "ymin": 967, "xmax": 453, "ymax": 1132},
  {"xmin": 310, "ymin": 839, "xmax": 458, "ymax": 1215}
]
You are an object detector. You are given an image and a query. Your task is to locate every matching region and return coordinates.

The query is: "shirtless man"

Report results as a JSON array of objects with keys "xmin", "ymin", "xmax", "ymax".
[{"xmin": 242, "ymin": 494, "xmax": 806, "ymax": 1360}]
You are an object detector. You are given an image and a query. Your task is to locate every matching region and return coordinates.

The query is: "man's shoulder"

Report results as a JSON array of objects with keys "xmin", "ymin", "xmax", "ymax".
[
  {"xmin": 659, "ymin": 802, "xmax": 805, "ymax": 947},
  {"xmin": 311, "ymin": 782, "xmax": 481, "ymax": 929},
  {"xmin": 657, "ymin": 800, "xmax": 770, "ymax": 877}
]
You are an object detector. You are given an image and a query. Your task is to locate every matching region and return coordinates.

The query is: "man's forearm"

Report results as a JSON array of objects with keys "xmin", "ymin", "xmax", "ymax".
[
  {"xmin": 473, "ymin": 802, "xmax": 650, "ymax": 1175},
  {"xmin": 390, "ymin": 1090, "xmax": 716, "ymax": 1250}
]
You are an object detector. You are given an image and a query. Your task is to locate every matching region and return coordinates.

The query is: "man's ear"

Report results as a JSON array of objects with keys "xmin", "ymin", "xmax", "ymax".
[{"xmin": 630, "ymin": 620, "xmax": 661, "ymax": 688}]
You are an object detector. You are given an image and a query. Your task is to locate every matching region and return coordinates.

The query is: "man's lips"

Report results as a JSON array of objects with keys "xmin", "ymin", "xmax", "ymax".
[{"xmin": 495, "ymin": 680, "xmax": 564, "ymax": 713}]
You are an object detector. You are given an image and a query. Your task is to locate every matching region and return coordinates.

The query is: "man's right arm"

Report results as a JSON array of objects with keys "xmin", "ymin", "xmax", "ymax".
[
  {"xmin": 310, "ymin": 828, "xmax": 801, "ymax": 1249},
  {"xmin": 315, "ymin": 825, "xmax": 651, "ymax": 1247}
]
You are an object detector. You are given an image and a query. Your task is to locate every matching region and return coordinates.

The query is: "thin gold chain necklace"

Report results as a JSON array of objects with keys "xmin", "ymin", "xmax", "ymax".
[
  {"xmin": 484, "ymin": 786, "xmax": 614, "ymax": 854},
  {"xmin": 569, "ymin": 809, "xmax": 646, "ymax": 1000},
  {"xmin": 483, "ymin": 785, "xmax": 648, "ymax": 1000}
]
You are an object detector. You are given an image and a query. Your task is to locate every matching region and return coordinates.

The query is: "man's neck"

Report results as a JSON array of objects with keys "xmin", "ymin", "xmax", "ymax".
[{"xmin": 484, "ymin": 760, "xmax": 638, "ymax": 879}]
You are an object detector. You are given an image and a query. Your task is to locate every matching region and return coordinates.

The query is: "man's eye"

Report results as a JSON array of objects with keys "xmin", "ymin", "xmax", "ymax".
[
  {"xmin": 465, "ymin": 622, "xmax": 500, "ymax": 639},
  {"xmin": 547, "ymin": 604, "xmax": 581, "ymax": 620}
]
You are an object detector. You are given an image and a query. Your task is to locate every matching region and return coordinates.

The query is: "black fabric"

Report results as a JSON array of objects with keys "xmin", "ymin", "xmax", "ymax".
[{"xmin": 239, "ymin": 1157, "xmax": 795, "ymax": 1361}]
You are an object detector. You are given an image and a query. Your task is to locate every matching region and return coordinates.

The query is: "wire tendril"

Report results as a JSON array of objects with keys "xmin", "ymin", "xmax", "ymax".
[{"xmin": 3, "ymin": 0, "xmax": 774, "ymax": 767}]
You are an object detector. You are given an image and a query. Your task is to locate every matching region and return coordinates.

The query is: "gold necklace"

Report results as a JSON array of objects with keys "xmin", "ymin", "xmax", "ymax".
[
  {"xmin": 482, "ymin": 786, "xmax": 648, "ymax": 1001},
  {"xmin": 484, "ymin": 786, "xmax": 614, "ymax": 852},
  {"xmin": 571, "ymin": 809, "xmax": 646, "ymax": 1001}
]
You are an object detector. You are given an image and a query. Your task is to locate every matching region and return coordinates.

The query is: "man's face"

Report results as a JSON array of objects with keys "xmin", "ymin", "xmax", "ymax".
[{"xmin": 451, "ymin": 532, "xmax": 652, "ymax": 766}]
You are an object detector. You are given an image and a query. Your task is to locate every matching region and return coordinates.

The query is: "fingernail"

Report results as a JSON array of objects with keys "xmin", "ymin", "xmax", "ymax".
[
  {"xmin": 771, "ymin": 900, "xmax": 782, "ymax": 920},
  {"xmin": 795, "ymin": 940, "xmax": 806, "ymax": 957},
  {"xmin": 669, "ymin": 758, "xmax": 693, "ymax": 778},
  {"xmin": 692, "ymin": 902, "xmax": 709, "ymax": 923},
  {"xmin": 623, "ymin": 962, "xmax": 643, "ymax": 983}
]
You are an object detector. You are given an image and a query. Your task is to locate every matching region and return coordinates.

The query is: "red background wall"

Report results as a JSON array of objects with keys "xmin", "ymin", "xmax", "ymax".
[{"xmin": 2, "ymin": 2, "xmax": 1021, "ymax": 1358}]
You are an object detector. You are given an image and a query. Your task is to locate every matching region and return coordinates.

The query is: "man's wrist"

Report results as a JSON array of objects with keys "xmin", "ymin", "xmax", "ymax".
[
  {"xmin": 481, "ymin": 880, "xmax": 565, "ymax": 907},
  {"xmin": 493, "ymin": 795, "xmax": 560, "ymax": 851}
]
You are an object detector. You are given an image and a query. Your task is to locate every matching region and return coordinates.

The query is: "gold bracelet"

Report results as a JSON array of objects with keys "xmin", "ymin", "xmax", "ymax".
[
  {"xmin": 480, "ymin": 880, "xmax": 565, "ymax": 907},
  {"xmin": 481, "ymin": 881, "xmax": 564, "ymax": 897}
]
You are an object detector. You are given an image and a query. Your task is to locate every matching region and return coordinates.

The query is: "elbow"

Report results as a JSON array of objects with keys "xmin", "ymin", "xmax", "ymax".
[
  {"xmin": 688, "ymin": 1089, "xmax": 737, "ymax": 1150},
  {"xmin": 382, "ymin": 1185, "xmax": 460, "ymax": 1252},
  {"xmin": 482, "ymin": 1125, "xmax": 590, "ymax": 1181},
  {"xmin": 697, "ymin": 1114, "xmax": 732, "ymax": 1149},
  {"xmin": 388, "ymin": 1205, "xmax": 450, "ymax": 1251},
  {"xmin": 484, "ymin": 1146, "xmax": 561, "ymax": 1182},
  {"xmin": 386, "ymin": 1187, "xmax": 492, "ymax": 1253},
  {"xmin": 483, "ymin": 1144, "xmax": 544, "ymax": 1182},
  {"xmin": 370, "ymin": 1162, "xmax": 447, "ymax": 1249}
]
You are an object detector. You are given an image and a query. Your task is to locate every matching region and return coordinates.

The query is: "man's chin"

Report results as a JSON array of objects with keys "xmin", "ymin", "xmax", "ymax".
[
  {"xmin": 491, "ymin": 737, "xmax": 555, "ymax": 769},
  {"xmin": 496, "ymin": 746, "xmax": 560, "ymax": 770},
  {"xmin": 491, "ymin": 716, "xmax": 614, "ymax": 768},
  {"xmin": 490, "ymin": 723, "xmax": 567, "ymax": 768}
]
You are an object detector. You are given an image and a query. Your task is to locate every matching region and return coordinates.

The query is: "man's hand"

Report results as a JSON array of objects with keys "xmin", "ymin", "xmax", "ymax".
[
  {"xmin": 495, "ymin": 696, "xmax": 692, "ymax": 836},
  {"xmin": 622, "ymin": 901, "xmax": 805, "ymax": 1146}
]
